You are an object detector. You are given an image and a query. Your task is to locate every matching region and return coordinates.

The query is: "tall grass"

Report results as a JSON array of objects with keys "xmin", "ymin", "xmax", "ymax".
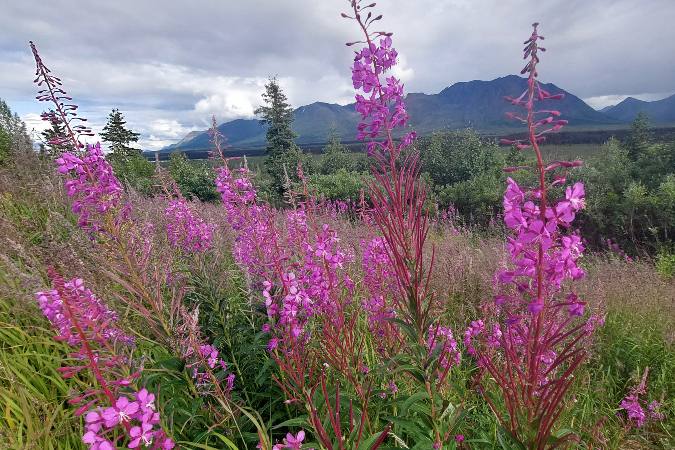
[
  {"xmin": 0, "ymin": 296, "xmax": 87, "ymax": 449},
  {"xmin": 0, "ymin": 148, "xmax": 673, "ymax": 448}
]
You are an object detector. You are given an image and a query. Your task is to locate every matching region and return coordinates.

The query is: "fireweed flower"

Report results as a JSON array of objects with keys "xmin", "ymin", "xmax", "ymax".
[
  {"xmin": 469, "ymin": 23, "xmax": 602, "ymax": 449},
  {"xmin": 55, "ymin": 143, "xmax": 128, "ymax": 233},
  {"xmin": 165, "ymin": 198, "xmax": 215, "ymax": 252},
  {"xmin": 175, "ymin": 307, "xmax": 236, "ymax": 395},
  {"xmin": 37, "ymin": 270, "xmax": 173, "ymax": 449},
  {"xmin": 215, "ymin": 160, "xmax": 355, "ymax": 352},
  {"xmin": 620, "ymin": 368, "xmax": 665, "ymax": 428},
  {"xmin": 36, "ymin": 276, "xmax": 134, "ymax": 347},
  {"xmin": 426, "ymin": 324, "xmax": 461, "ymax": 381},
  {"xmin": 31, "ymin": 41, "xmax": 94, "ymax": 151},
  {"xmin": 345, "ymin": 0, "xmax": 435, "ymax": 349},
  {"xmin": 361, "ymin": 237, "xmax": 400, "ymax": 354},
  {"xmin": 272, "ymin": 430, "xmax": 306, "ymax": 450}
]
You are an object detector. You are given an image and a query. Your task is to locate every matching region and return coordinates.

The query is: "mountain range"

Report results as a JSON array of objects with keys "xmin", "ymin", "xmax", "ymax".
[
  {"xmin": 160, "ymin": 75, "xmax": 675, "ymax": 153},
  {"xmin": 602, "ymin": 95, "xmax": 675, "ymax": 123}
]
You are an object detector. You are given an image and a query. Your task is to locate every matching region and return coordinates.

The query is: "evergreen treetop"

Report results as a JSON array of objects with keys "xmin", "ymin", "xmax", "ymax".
[
  {"xmin": 254, "ymin": 78, "xmax": 297, "ymax": 158},
  {"xmin": 41, "ymin": 110, "xmax": 70, "ymax": 156},
  {"xmin": 101, "ymin": 108, "xmax": 140, "ymax": 155}
]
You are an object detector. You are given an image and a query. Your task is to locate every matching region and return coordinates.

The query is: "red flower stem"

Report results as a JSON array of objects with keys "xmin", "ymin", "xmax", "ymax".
[
  {"xmin": 49, "ymin": 270, "xmax": 116, "ymax": 405},
  {"xmin": 30, "ymin": 42, "xmax": 82, "ymax": 150}
]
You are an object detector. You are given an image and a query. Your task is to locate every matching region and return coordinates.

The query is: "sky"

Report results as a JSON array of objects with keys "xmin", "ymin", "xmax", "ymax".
[{"xmin": 1, "ymin": 0, "xmax": 674, "ymax": 150}]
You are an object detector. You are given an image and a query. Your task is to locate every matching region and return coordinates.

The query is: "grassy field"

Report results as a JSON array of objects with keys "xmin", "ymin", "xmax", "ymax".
[{"xmin": 1, "ymin": 148, "xmax": 673, "ymax": 449}]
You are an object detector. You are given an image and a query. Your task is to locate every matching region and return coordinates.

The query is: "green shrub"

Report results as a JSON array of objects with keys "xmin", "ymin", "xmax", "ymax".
[
  {"xmin": 307, "ymin": 169, "xmax": 371, "ymax": 201},
  {"xmin": 168, "ymin": 152, "xmax": 219, "ymax": 201},
  {"xmin": 109, "ymin": 150, "xmax": 155, "ymax": 195},
  {"xmin": 655, "ymin": 249, "xmax": 675, "ymax": 278}
]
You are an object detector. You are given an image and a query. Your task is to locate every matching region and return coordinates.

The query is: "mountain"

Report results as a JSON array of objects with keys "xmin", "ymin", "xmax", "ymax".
[
  {"xmin": 603, "ymin": 94, "xmax": 675, "ymax": 123},
  {"xmin": 404, "ymin": 75, "xmax": 617, "ymax": 133},
  {"xmin": 173, "ymin": 130, "xmax": 204, "ymax": 147},
  {"xmin": 161, "ymin": 75, "xmax": 622, "ymax": 153}
]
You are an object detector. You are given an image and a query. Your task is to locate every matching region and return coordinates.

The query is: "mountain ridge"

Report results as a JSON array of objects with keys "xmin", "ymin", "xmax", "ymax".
[
  {"xmin": 603, "ymin": 94, "xmax": 675, "ymax": 123},
  {"xmin": 160, "ymin": 75, "xmax": 673, "ymax": 153}
]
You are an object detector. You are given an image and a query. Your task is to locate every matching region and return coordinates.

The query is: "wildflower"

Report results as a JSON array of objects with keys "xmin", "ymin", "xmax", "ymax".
[
  {"xmin": 620, "ymin": 394, "xmax": 646, "ymax": 427},
  {"xmin": 165, "ymin": 198, "xmax": 215, "ymax": 253},
  {"xmin": 279, "ymin": 430, "xmax": 305, "ymax": 450},
  {"xmin": 82, "ymin": 431, "xmax": 114, "ymax": 450},
  {"xmin": 135, "ymin": 389, "xmax": 155, "ymax": 413},
  {"xmin": 102, "ymin": 396, "xmax": 139, "ymax": 427},
  {"xmin": 470, "ymin": 23, "xmax": 597, "ymax": 448},
  {"xmin": 36, "ymin": 277, "xmax": 133, "ymax": 347},
  {"xmin": 620, "ymin": 368, "xmax": 664, "ymax": 428},
  {"xmin": 128, "ymin": 422, "xmax": 154, "ymax": 448},
  {"xmin": 427, "ymin": 324, "xmax": 461, "ymax": 372},
  {"xmin": 55, "ymin": 143, "xmax": 126, "ymax": 233}
]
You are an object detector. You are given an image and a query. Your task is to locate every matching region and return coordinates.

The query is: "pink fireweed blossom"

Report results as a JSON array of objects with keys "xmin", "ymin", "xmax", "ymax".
[
  {"xmin": 620, "ymin": 368, "xmax": 665, "ymax": 428},
  {"xmin": 37, "ymin": 270, "xmax": 173, "ymax": 449},
  {"xmin": 469, "ymin": 23, "xmax": 600, "ymax": 449},
  {"xmin": 165, "ymin": 198, "xmax": 215, "ymax": 253},
  {"xmin": 345, "ymin": 0, "xmax": 435, "ymax": 350},
  {"xmin": 84, "ymin": 391, "xmax": 174, "ymax": 449},
  {"xmin": 31, "ymin": 41, "xmax": 93, "ymax": 150},
  {"xmin": 427, "ymin": 324, "xmax": 461, "ymax": 381},
  {"xmin": 55, "ymin": 143, "xmax": 127, "ymax": 233},
  {"xmin": 178, "ymin": 315, "xmax": 235, "ymax": 394},
  {"xmin": 215, "ymin": 163, "xmax": 282, "ymax": 283},
  {"xmin": 361, "ymin": 237, "xmax": 400, "ymax": 354},
  {"xmin": 350, "ymin": 28, "xmax": 415, "ymax": 156},
  {"xmin": 273, "ymin": 430, "xmax": 306, "ymax": 450},
  {"xmin": 36, "ymin": 276, "xmax": 134, "ymax": 347}
]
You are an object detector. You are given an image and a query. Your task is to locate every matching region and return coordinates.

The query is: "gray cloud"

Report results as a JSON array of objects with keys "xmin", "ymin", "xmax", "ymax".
[{"xmin": 1, "ymin": 0, "xmax": 674, "ymax": 150}]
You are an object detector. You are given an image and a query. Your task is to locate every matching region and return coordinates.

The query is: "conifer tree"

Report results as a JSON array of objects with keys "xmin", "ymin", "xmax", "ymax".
[
  {"xmin": 254, "ymin": 78, "xmax": 304, "ymax": 193},
  {"xmin": 0, "ymin": 99, "xmax": 32, "ymax": 157},
  {"xmin": 625, "ymin": 112, "xmax": 651, "ymax": 160},
  {"xmin": 41, "ymin": 112, "xmax": 70, "ymax": 156},
  {"xmin": 101, "ymin": 108, "xmax": 153, "ymax": 193},
  {"xmin": 101, "ymin": 108, "xmax": 140, "ymax": 156}
]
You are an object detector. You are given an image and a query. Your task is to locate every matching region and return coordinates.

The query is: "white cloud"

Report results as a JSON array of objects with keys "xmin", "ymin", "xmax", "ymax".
[
  {"xmin": 2, "ymin": 0, "xmax": 675, "ymax": 150},
  {"xmin": 584, "ymin": 91, "xmax": 675, "ymax": 110}
]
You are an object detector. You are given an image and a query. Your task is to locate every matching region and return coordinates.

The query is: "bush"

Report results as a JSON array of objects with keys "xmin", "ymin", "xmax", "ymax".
[
  {"xmin": 578, "ymin": 135, "xmax": 674, "ymax": 253},
  {"xmin": 307, "ymin": 168, "xmax": 371, "ymax": 201},
  {"xmin": 108, "ymin": 151, "xmax": 155, "ymax": 195},
  {"xmin": 655, "ymin": 249, "xmax": 675, "ymax": 278},
  {"xmin": 419, "ymin": 129, "xmax": 503, "ymax": 187},
  {"xmin": 168, "ymin": 152, "xmax": 218, "ymax": 201}
]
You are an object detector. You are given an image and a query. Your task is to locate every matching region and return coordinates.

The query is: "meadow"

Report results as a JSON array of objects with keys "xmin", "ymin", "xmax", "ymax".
[{"xmin": 1, "ymin": 2, "xmax": 674, "ymax": 450}]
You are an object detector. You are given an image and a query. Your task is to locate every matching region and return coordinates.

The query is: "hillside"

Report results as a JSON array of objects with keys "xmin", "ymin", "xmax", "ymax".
[
  {"xmin": 603, "ymin": 94, "xmax": 675, "ymax": 123},
  {"xmin": 161, "ymin": 75, "xmax": 623, "ymax": 153}
]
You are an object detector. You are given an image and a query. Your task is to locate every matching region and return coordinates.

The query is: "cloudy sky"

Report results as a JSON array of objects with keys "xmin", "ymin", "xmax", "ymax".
[{"xmin": 1, "ymin": 0, "xmax": 674, "ymax": 150}]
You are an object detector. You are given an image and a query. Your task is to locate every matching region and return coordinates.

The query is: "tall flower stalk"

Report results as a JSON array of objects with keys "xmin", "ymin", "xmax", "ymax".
[
  {"xmin": 344, "ymin": 1, "xmax": 464, "ymax": 447},
  {"xmin": 37, "ymin": 268, "xmax": 174, "ymax": 449},
  {"xmin": 31, "ymin": 41, "xmax": 241, "ymax": 440},
  {"xmin": 467, "ymin": 23, "xmax": 602, "ymax": 449},
  {"xmin": 30, "ymin": 41, "xmax": 93, "ymax": 150},
  {"xmin": 344, "ymin": 1, "xmax": 433, "ymax": 342}
]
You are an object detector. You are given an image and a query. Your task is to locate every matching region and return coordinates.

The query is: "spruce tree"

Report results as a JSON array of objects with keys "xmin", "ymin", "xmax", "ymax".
[
  {"xmin": 101, "ymin": 108, "xmax": 153, "ymax": 193},
  {"xmin": 0, "ymin": 99, "xmax": 32, "ymax": 155},
  {"xmin": 0, "ymin": 123, "xmax": 10, "ymax": 165},
  {"xmin": 101, "ymin": 109, "xmax": 141, "ymax": 156},
  {"xmin": 41, "ymin": 112, "xmax": 70, "ymax": 156},
  {"xmin": 320, "ymin": 129, "xmax": 354, "ymax": 174},
  {"xmin": 254, "ymin": 78, "xmax": 304, "ymax": 193},
  {"xmin": 625, "ymin": 112, "xmax": 651, "ymax": 160}
]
